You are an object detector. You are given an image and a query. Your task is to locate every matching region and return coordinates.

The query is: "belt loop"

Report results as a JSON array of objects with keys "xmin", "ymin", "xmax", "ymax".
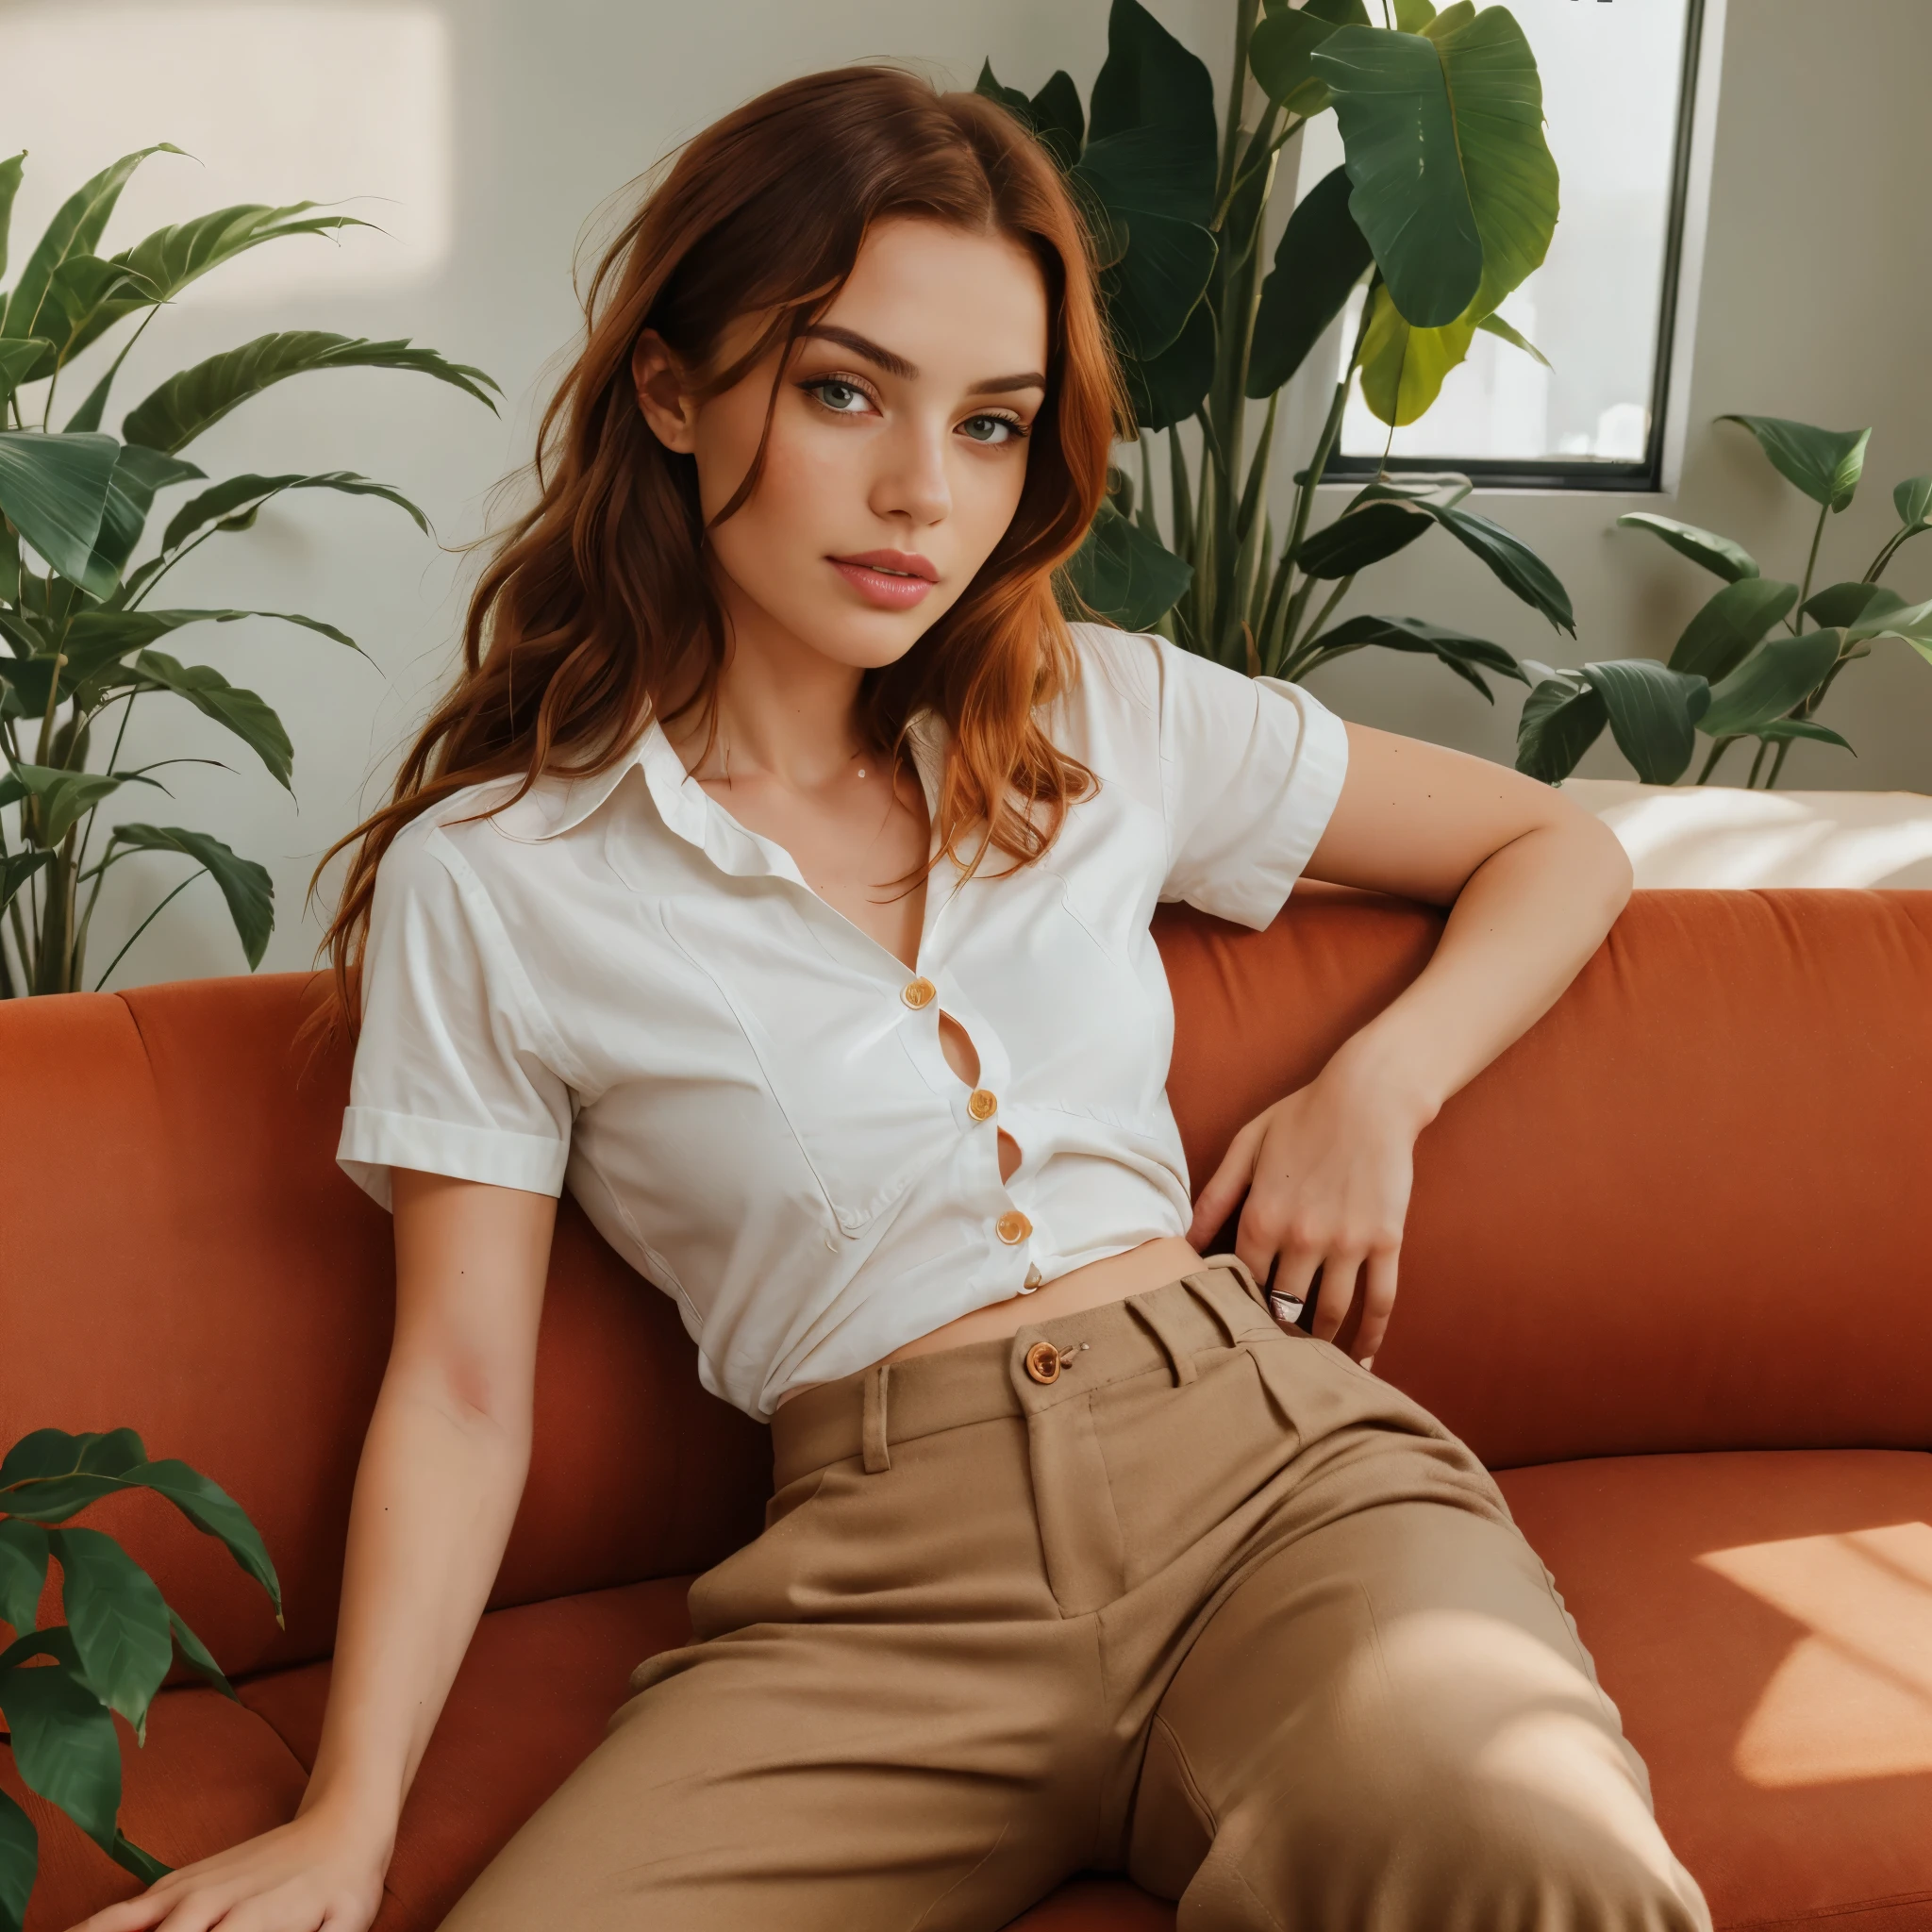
[
  {"xmin": 1126, "ymin": 1292, "xmax": 1198, "ymax": 1386},
  {"xmin": 861, "ymin": 1362, "xmax": 892, "ymax": 1474}
]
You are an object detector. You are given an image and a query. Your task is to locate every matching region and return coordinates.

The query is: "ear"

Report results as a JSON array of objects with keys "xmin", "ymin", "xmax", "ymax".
[{"xmin": 633, "ymin": 330, "xmax": 699, "ymax": 453}]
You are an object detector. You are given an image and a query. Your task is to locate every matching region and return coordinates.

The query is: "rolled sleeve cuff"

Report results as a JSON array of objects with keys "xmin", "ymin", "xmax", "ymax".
[{"xmin": 336, "ymin": 1107, "xmax": 570, "ymax": 1210}]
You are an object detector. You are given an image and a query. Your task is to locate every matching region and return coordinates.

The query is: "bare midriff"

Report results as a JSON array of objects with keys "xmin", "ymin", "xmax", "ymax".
[{"xmin": 774, "ymin": 1233, "xmax": 1208, "ymax": 1407}]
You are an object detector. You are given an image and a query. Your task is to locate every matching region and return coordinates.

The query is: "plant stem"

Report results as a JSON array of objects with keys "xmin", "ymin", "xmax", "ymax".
[
  {"xmin": 1215, "ymin": 0, "xmax": 1264, "ymax": 211},
  {"xmin": 1792, "ymin": 499, "xmax": 1829, "ymax": 631},
  {"xmin": 91, "ymin": 868, "xmax": 207, "ymax": 993},
  {"xmin": 1764, "ymin": 738, "xmax": 1793, "ymax": 789},
  {"xmin": 1745, "ymin": 739, "xmax": 1771, "ymax": 789},
  {"xmin": 1694, "ymin": 736, "xmax": 1737, "ymax": 785},
  {"xmin": 1295, "ymin": 574, "xmax": 1356, "ymax": 657}
]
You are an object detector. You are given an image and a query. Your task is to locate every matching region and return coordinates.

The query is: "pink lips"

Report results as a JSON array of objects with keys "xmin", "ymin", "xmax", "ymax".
[{"xmin": 829, "ymin": 549, "xmax": 938, "ymax": 610}]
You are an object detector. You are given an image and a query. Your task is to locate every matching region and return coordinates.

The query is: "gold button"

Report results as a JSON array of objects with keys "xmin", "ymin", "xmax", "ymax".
[
  {"xmin": 967, "ymin": 1088, "xmax": 998, "ymax": 1122},
  {"xmin": 901, "ymin": 976, "xmax": 937, "ymax": 1009},
  {"xmin": 1024, "ymin": 1341, "xmax": 1061, "ymax": 1386},
  {"xmin": 995, "ymin": 1209, "xmax": 1032, "ymax": 1245}
]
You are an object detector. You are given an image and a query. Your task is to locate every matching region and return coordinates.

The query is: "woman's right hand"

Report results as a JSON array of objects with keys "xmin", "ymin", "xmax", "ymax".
[{"xmin": 70, "ymin": 1803, "xmax": 391, "ymax": 1932}]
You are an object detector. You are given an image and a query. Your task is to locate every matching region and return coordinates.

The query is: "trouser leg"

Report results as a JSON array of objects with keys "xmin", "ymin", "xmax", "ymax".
[{"xmin": 1129, "ymin": 1497, "xmax": 1712, "ymax": 1932}]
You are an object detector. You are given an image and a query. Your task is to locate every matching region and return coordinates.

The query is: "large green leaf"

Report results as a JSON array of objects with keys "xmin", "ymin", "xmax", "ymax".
[
  {"xmin": 123, "ymin": 331, "xmax": 499, "ymax": 454},
  {"xmin": 1581, "ymin": 658, "xmax": 1709, "ymax": 785},
  {"xmin": 1310, "ymin": 611, "xmax": 1524, "ymax": 700},
  {"xmin": 1893, "ymin": 474, "xmax": 1932, "ymax": 532},
  {"xmin": 0, "ymin": 151, "xmax": 25, "ymax": 284},
  {"xmin": 1, "ymin": 146, "xmax": 181, "ymax": 345},
  {"xmin": 1801, "ymin": 581, "xmax": 1904, "ymax": 630},
  {"xmin": 0, "ymin": 1787, "xmax": 35, "ymax": 1932},
  {"xmin": 1088, "ymin": 0, "xmax": 1219, "ymax": 155},
  {"xmin": 66, "ymin": 605, "xmax": 359, "ymax": 665},
  {"xmin": 46, "ymin": 1528, "xmax": 173, "ymax": 1735},
  {"xmin": 5, "ymin": 764, "xmax": 162, "ymax": 846},
  {"xmin": 0, "ymin": 1628, "xmax": 121, "ymax": 1848},
  {"xmin": 1719, "ymin": 415, "xmax": 1871, "ymax": 513},
  {"xmin": 85, "ymin": 444, "xmax": 207, "ymax": 594},
  {"xmin": 0, "ymin": 851, "xmax": 54, "ymax": 918},
  {"xmin": 1700, "ymin": 628, "xmax": 1840, "ymax": 739},
  {"xmin": 1065, "ymin": 501, "xmax": 1192, "ymax": 631},
  {"xmin": 107, "ymin": 826, "xmax": 275, "ymax": 974},
  {"xmin": 0, "ymin": 430, "xmax": 119, "ymax": 587},
  {"xmin": 122, "ymin": 650, "xmax": 293, "ymax": 790},
  {"xmin": 1127, "ymin": 301, "xmax": 1215, "ymax": 432},
  {"xmin": 1356, "ymin": 281, "xmax": 1474, "ymax": 425},
  {"xmin": 1847, "ymin": 594, "xmax": 1932, "ymax": 646},
  {"xmin": 1316, "ymin": 9, "xmax": 1557, "ymax": 331},
  {"xmin": 1076, "ymin": 126, "xmax": 1215, "ymax": 225},
  {"xmin": 18, "ymin": 256, "xmax": 155, "ymax": 384},
  {"xmin": 1028, "ymin": 71, "xmax": 1086, "ymax": 171},
  {"xmin": 1246, "ymin": 166, "xmax": 1374, "ymax": 397},
  {"xmin": 1250, "ymin": 6, "xmax": 1342, "ymax": 117},
  {"xmin": 1515, "ymin": 671, "xmax": 1607, "ymax": 784},
  {"xmin": 0, "ymin": 338, "xmax": 48, "ymax": 408},
  {"xmin": 1431, "ymin": 500, "xmax": 1574, "ymax": 632},
  {"xmin": 0, "ymin": 1429, "xmax": 146, "ymax": 1493},
  {"xmin": 1667, "ymin": 577, "xmax": 1799, "ymax": 682},
  {"xmin": 1294, "ymin": 496, "xmax": 1433, "ymax": 578},
  {"xmin": 1751, "ymin": 717, "xmax": 1853, "ymax": 753},
  {"xmin": 0, "ymin": 1521, "xmax": 49, "ymax": 1636},
  {"xmin": 62, "ymin": 203, "xmax": 375, "ymax": 367},
  {"xmin": 1616, "ymin": 510, "xmax": 1758, "ymax": 583},
  {"xmin": 1096, "ymin": 212, "xmax": 1220, "ymax": 362},
  {"xmin": 158, "ymin": 469, "xmax": 428, "ymax": 555}
]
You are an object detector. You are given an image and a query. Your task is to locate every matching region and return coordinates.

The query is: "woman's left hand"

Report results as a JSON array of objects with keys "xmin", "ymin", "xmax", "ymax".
[{"xmin": 1185, "ymin": 1047, "xmax": 1435, "ymax": 1368}]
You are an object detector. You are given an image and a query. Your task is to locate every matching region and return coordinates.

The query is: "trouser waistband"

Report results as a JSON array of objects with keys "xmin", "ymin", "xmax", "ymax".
[{"xmin": 771, "ymin": 1257, "xmax": 1279, "ymax": 1491}]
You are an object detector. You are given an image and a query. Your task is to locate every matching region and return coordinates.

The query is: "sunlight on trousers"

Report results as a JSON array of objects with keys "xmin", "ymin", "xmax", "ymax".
[{"xmin": 437, "ymin": 1261, "xmax": 1711, "ymax": 1932}]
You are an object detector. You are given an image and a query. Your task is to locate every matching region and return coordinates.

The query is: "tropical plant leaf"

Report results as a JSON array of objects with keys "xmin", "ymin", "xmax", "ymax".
[
  {"xmin": 1249, "ymin": 6, "xmax": 1342, "ymax": 117},
  {"xmin": 166, "ymin": 1607, "xmax": 237, "ymax": 1702},
  {"xmin": 1065, "ymin": 500, "xmax": 1192, "ymax": 632},
  {"xmin": 45, "ymin": 1528, "xmax": 173, "ymax": 1736},
  {"xmin": 0, "ymin": 150, "xmax": 25, "ymax": 284},
  {"xmin": 4, "ymin": 765, "xmax": 163, "ymax": 846},
  {"xmin": 1356, "ymin": 282, "xmax": 1474, "ymax": 425},
  {"xmin": 1246, "ymin": 166, "xmax": 1374, "ymax": 397},
  {"xmin": 1580, "ymin": 658, "xmax": 1708, "ymax": 785},
  {"xmin": 1294, "ymin": 497, "xmax": 1433, "ymax": 578},
  {"xmin": 85, "ymin": 445, "xmax": 206, "ymax": 594},
  {"xmin": 1316, "ymin": 8, "xmax": 1557, "ymax": 331},
  {"xmin": 1718, "ymin": 415, "xmax": 1871, "ymax": 513},
  {"xmin": 1127, "ymin": 301, "xmax": 1215, "ymax": 433},
  {"xmin": 1088, "ymin": 0, "xmax": 1220, "ymax": 155},
  {"xmin": 1893, "ymin": 474, "xmax": 1932, "ymax": 531},
  {"xmin": 0, "ymin": 851, "xmax": 54, "ymax": 918},
  {"xmin": 0, "ymin": 1428, "xmax": 147, "ymax": 1492},
  {"xmin": 0, "ymin": 430, "xmax": 120, "ymax": 587},
  {"xmin": 1097, "ymin": 211, "xmax": 1219, "ymax": 363},
  {"xmin": 1699, "ymin": 628, "xmax": 1841, "ymax": 739},
  {"xmin": 106, "ymin": 826, "xmax": 275, "ymax": 973},
  {"xmin": 1076, "ymin": 126, "xmax": 1215, "ymax": 225},
  {"xmin": 1309, "ymin": 611, "xmax": 1524, "ymax": 700},
  {"xmin": 0, "ymin": 1788, "xmax": 35, "ymax": 1932},
  {"xmin": 0, "ymin": 1627, "xmax": 122, "ymax": 1849},
  {"xmin": 65, "ymin": 607, "xmax": 359, "ymax": 668},
  {"xmin": 158, "ymin": 470, "xmax": 429, "ymax": 555},
  {"xmin": 1, "ymin": 146, "xmax": 182, "ymax": 345},
  {"xmin": 1667, "ymin": 577, "xmax": 1799, "ymax": 682},
  {"xmin": 120, "ymin": 650, "xmax": 293, "ymax": 789},
  {"xmin": 0, "ymin": 1521, "xmax": 49, "ymax": 1637},
  {"xmin": 1800, "ymin": 581, "xmax": 1904, "ymax": 630},
  {"xmin": 20, "ymin": 256, "xmax": 157, "ymax": 382},
  {"xmin": 1615, "ymin": 510, "xmax": 1758, "ymax": 583},
  {"xmin": 1751, "ymin": 718, "xmax": 1853, "ymax": 752},
  {"xmin": 1431, "ymin": 501, "xmax": 1574, "ymax": 632},
  {"xmin": 63, "ymin": 204, "xmax": 376, "ymax": 366},
  {"xmin": 1393, "ymin": 0, "xmax": 1436, "ymax": 28},
  {"xmin": 0, "ymin": 337, "xmax": 47, "ymax": 406},
  {"xmin": 1027, "ymin": 70, "xmax": 1086, "ymax": 170},
  {"xmin": 107, "ymin": 1832, "xmax": 171, "ymax": 1888},
  {"xmin": 1474, "ymin": 309, "xmax": 1549, "ymax": 366},
  {"xmin": 974, "ymin": 59, "xmax": 1036, "ymax": 127},
  {"xmin": 1515, "ymin": 671, "xmax": 1607, "ymax": 784},
  {"xmin": 123, "ymin": 331, "xmax": 500, "ymax": 454}
]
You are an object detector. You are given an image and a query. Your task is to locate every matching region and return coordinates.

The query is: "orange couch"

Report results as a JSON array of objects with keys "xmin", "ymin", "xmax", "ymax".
[{"xmin": 5, "ymin": 887, "xmax": 1931, "ymax": 1932}]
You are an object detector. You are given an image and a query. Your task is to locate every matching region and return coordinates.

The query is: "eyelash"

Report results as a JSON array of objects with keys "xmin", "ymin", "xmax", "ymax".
[{"xmin": 798, "ymin": 374, "xmax": 1029, "ymax": 446}]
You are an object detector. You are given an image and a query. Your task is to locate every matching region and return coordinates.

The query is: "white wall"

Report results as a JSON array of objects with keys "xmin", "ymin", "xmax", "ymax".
[{"xmin": 5, "ymin": 0, "xmax": 1928, "ymax": 990}]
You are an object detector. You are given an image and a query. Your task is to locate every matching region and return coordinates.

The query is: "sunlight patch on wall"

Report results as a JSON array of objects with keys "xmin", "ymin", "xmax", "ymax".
[
  {"xmin": 0, "ymin": 6, "xmax": 451, "ymax": 298},
  {"xmin": 1700, "ymin": 1523, "xmax": 1932, "ymax": 1787}
]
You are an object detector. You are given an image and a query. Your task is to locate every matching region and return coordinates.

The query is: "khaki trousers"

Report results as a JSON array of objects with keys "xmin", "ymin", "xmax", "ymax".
[{"xmin": 440, "ymin": 1262, "xmax": 1710, "ymax": 1931}]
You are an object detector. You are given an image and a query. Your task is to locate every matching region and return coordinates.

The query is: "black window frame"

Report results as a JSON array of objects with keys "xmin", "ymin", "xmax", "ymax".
[{"xmin": 1324, "ymin": 0, "xmax": 1707, "ymax": 494}]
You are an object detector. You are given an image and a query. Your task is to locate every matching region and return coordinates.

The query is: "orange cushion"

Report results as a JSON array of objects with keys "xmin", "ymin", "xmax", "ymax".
[{"xmin": 1500, "ymin": 1449, "xmax": 1932, "ymax": 1931}]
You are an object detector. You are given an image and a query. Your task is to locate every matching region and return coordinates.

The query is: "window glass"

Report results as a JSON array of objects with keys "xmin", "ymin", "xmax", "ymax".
[{"xmin": 1300, "ymin": 0, "xmax": 1696, "ymax": 475}]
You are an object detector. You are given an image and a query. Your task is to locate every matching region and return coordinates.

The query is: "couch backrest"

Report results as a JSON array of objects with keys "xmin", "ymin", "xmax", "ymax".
[{"xmin": 4, "ymin": 889, "xmax": 1928, "ymax": 1677}]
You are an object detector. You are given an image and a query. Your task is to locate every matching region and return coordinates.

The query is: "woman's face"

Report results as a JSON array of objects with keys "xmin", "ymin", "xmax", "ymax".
[{"xmin": 634, "ymin": 216, "xmax": 1051, "ymax": 674}]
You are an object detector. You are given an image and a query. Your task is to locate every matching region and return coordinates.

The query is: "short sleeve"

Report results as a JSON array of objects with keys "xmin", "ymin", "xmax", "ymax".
[
  {"xmin": 336, "ymin": 822, "xmax": 574, "ymax": 1210},
  {"xmin": 1153, "ymin": 637, "xmax": 1350, "ymax": 928}
]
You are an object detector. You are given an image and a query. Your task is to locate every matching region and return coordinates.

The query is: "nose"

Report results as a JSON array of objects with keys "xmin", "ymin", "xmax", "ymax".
[{"xmin": 871, "ymin": 409, "xmax": 952, "ymax": 527}]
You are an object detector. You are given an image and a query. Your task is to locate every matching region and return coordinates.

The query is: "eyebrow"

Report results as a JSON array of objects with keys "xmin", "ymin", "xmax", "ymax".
[{"xmin": 800, "ymin": 324, "xmax": 1046, "ymax": 397}]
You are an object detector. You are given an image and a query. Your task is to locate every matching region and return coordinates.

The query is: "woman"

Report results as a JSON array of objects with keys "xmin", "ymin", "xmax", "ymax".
[{"xmin": 80, "ymin": 66, "xmax": 1708, "ymax": 1932}]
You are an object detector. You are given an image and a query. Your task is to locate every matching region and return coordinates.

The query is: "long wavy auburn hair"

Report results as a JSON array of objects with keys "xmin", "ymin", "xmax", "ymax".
[{"xmin": 316, "ymin": 64, "xmax": 1128, "ymax": 1024}]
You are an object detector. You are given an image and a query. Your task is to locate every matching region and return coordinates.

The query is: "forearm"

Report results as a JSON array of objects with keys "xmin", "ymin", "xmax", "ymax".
[
  {"xmin": 1327, "ymin": 813, "xmax": 1631, "ymax": 1124},
  {"xmin": 295, "ymin": 1371, "xmax": 531, "ymax": 1847}
]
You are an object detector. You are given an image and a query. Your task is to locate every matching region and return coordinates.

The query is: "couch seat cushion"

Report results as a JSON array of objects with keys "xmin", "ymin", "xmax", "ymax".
[{"xmin": 1499, "ymin": 1449, "xmax": 1932, "ymax": 1932}]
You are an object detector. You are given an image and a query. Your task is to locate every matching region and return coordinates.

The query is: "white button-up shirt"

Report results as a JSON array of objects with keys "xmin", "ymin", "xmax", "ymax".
[{"xmin": 338, "ymin": 625, "xmax": 1348, "ymax": 1416}]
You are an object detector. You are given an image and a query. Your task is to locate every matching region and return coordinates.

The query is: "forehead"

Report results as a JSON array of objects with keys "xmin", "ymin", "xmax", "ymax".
[{"xmin": 811, "ymin": 217, "xmax": 1049, "ymax": 374}]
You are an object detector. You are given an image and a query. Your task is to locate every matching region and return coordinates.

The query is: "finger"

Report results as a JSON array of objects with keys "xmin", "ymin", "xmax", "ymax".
[
  {"xmin": 1352, "ymin": 1246, "xmax": 1401, "ymax": 1364},
  {"xmin": 1188, "ymin": 1119, "xmax": 1265, "ymax": 1250},
  {"xmin": 1310, "ymin": 1249, "xmax": 1364, "ymax": 1344},
  {"xmin": 76, "ymin": 1884, "xmax": 193, "ymax": 1932}
]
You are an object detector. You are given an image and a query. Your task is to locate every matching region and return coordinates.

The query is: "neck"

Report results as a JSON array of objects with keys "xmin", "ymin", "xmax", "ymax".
[{"xmin": 676, "ymin": 564, "xmax": 868, "ymax": 790}]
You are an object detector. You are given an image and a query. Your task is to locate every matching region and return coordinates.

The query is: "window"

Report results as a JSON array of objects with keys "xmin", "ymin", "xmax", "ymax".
[{"xmin": 1316, "ymin": 0, "xmax": 1707, "ymax": 491}]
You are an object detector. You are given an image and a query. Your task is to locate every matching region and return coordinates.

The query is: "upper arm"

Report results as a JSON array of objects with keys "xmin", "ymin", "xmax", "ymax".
[
  {"xmin": 388, "ymin": 1170, "xmax": 558, "ymax": 1429},
  {"xmin": 1305, "ymin": 722, "xmax": 1626, "ymax": 907}
]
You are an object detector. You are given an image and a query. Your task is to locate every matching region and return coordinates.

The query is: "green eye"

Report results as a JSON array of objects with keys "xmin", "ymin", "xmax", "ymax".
[
  {"xmin": 808, "ymin": 379, "xmax": 869, "ymax": 413},
  {"xmin": 961, "ymin": 413, "xmax": 1023, "ymax": 445}
]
